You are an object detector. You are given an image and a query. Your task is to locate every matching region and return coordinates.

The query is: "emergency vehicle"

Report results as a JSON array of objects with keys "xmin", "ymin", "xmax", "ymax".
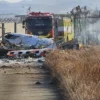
[{"xmin": 22, "ymin": 12, "xmax": 74, "ymax": 44}]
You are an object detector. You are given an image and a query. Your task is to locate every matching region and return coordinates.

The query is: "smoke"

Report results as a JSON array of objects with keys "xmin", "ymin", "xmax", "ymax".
[
  {"xmin": 87, "ymin": 19, "xmax": 100, "ymax": 44},
  {"xmin": 75, "ymin": 17, "xmax": 100, "ymax": 45}
]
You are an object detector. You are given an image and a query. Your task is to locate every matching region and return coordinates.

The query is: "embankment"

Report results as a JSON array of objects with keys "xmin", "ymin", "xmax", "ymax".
[{"xmin": 45, "ymin": 46, "xmax": 100, "ymax": 100}]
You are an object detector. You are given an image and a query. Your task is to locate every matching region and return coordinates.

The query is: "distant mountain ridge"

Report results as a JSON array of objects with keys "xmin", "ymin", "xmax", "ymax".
[
  {"xmin": 0, "ymin": 0, "xmax": 99, "ymax": 14},
  {"xmin": 0, "ymin": 0, "xmax": 57, "ymax": 14}
]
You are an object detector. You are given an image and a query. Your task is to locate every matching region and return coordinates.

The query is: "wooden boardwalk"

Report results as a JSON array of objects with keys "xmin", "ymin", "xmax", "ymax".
[{"xmin": 0, "ymin": 65, "xmax": 62, "ymax": 100}]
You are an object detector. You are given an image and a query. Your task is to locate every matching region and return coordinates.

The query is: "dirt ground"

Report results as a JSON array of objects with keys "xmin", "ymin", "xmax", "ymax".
[{"xmin": 0, "ymin": 58, "xmax": 62, "ymax": 100}]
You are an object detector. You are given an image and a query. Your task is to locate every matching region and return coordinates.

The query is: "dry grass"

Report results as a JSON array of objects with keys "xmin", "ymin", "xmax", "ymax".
[{"xmin": 45, "ymin": 46, "xmax": 100, "ymax": 100}]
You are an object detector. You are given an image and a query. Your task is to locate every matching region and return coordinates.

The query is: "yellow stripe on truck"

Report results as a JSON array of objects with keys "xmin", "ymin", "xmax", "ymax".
[{"xmin": 39, "ymin": 33, "xmax": 51, "ymax": 38}]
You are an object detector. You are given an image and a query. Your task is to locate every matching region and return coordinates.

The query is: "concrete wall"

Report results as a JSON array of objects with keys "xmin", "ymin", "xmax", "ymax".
[{"xmin": 0, "ymin": 23, "xmax": 25, "ymax": 37}]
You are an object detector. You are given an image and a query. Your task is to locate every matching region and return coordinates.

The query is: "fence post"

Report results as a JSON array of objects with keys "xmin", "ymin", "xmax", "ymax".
[
  {"xmin": 14, "ymin": 22, "xmax": 17, "ymax": 33},
  {"xmin": 2, "ymin": 23, "xmax": 5, "ymax": 42}
]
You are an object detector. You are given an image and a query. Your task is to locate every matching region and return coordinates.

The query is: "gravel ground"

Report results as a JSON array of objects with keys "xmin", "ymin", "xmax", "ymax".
[{"xmin": 0, "ymin": 57, "xmax": 44, "ymax": 68}]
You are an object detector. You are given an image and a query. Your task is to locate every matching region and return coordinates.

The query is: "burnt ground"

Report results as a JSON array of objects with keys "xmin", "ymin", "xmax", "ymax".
[{"xmin": 0, "ymin": 58, "xmax": 62, "ymax": 100}]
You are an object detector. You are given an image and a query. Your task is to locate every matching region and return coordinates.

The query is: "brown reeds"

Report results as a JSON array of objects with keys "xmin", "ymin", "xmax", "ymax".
[{"xmin": 45, "ymin": 46, "xmax": 100, "ymax": 100}]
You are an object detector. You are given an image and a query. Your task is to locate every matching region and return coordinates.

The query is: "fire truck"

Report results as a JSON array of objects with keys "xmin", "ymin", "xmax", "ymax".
[{"xmin": 22, "ymin": 12, "xmax": 79, "ymax": 49}]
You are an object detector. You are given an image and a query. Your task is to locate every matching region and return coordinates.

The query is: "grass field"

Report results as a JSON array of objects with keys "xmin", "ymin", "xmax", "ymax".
[
  {"xmin": 0, "ymin": 23, "xmax": 25, "ymax": 36},
  {"xmin": 45, "ymin": 47, "xmax": 100, "ymax": 100}
]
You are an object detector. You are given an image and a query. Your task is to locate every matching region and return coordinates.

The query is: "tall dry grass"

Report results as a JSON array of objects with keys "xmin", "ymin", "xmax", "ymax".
[{"xmin": 45, "ymin": 46, "xmax": 100, "ymax": 100}]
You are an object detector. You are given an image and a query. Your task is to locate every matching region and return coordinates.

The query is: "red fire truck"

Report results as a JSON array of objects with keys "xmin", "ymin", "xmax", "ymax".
[
  {"xmin": 23, "ymin": 12, "xmax": 55, "ymax": 38},
  {"xmin": 22, "ymin": 12, "xmax": 81, "ymax": 49},
  {"xmin": 23, "ymin": 12, "xmax": 75, "ymax": 41}
]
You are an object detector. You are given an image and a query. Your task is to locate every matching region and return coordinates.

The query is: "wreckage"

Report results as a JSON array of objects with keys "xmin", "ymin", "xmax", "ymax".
[
  {"xmin": 0, "ymin": 33, "xmax": 57, "ymax": 58},
  {"xmin": 4, "ymin": 33, "xmax": 57, "ymax": 49}
]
